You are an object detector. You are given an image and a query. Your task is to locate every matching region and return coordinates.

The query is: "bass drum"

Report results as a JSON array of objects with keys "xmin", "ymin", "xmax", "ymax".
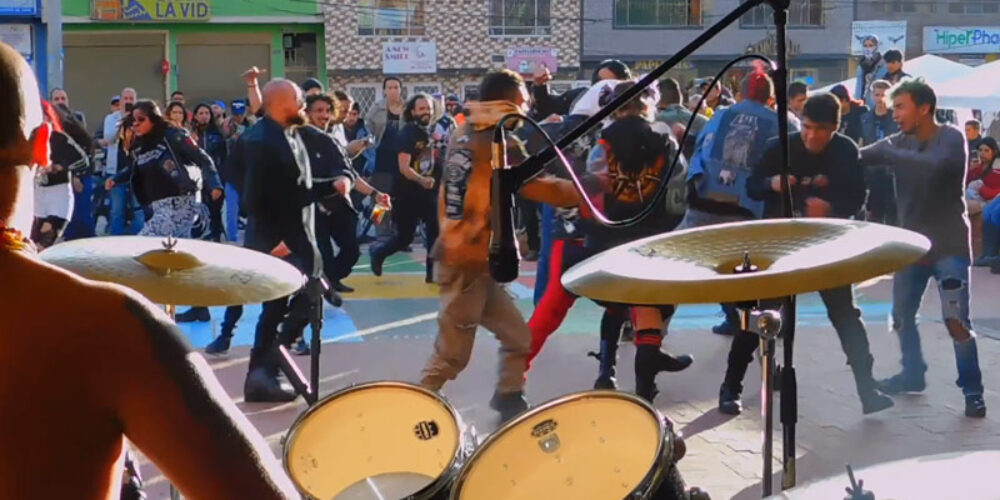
[
  {"xmin": 450, "ymin": 390, "xmax": 690, "ymax": 500},
  {"xmin": 283, "ymin": 381, "xmax": 474, "ymax": 500}
]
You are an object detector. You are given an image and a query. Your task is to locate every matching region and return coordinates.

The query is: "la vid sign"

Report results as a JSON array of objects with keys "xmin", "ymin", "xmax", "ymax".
[{"xmin": 382, "ymin": 42, "xmax": 437, "ymax": 74}]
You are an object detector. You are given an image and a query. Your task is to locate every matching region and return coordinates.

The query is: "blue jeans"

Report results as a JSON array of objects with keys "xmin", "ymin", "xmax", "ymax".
[
  {"xmin": 224, "ymin": 182, "xmax": 240, "ymax": 243},
  {"xmin": 109, "ymin": 183, "xmax": 144, "ymax": 235},
  {"xmin": 892, "ymin": 255, "xmax": 984, "ymax": 396},
  {"xmin": 63, "ymin": 175, "xmax": 95, "ymax": 240}
]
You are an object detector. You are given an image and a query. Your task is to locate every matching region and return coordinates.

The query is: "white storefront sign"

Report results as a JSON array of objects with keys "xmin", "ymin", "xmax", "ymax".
[
  {"xmin": 0, "ymin": 24, "xmax": 33, "ymax": 63},
  {"xmin": 851, "ymin": 20, "xmax": 907, "ymax": 55},
  {"xmin": 924, "ymin": 26, "xmax": 1000, "ymax": 54},
  {"xmin": 382, "ymin": 42, "xmax": 436, "ymax": 74}
]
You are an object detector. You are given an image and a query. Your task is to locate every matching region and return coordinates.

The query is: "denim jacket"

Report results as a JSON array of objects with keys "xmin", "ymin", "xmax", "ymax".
[{"xmin": 688, "ymin": 100, "xmax": 782, "ymax": 218}]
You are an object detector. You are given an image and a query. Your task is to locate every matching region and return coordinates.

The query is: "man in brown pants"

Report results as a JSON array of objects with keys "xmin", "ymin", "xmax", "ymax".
[{"xmin": 420, "ymin": 69, "xmax": 580, "ymax": 421}]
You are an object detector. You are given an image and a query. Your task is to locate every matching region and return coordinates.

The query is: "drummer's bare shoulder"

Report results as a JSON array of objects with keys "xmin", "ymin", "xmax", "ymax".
[{"xmin": 12, "ymin": 255, "xmax": 296, "ymax": 498}]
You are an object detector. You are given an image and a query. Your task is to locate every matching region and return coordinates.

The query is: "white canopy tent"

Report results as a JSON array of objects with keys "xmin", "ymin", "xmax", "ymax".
[
  {"xmin": 935, "ymin": 60, "xmax": 1000, "ymax": 111},
  {"xmin": 812, "ymin": 54, "xmax": 974, "ymax": 95}
]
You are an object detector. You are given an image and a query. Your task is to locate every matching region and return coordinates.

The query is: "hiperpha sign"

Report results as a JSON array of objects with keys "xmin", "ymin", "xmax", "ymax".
[{"xmin": 924, "ymin": 26, "xmax": 1000, "ymax": 54}]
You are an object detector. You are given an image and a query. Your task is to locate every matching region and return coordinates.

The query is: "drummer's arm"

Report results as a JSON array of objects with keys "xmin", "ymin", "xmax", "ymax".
[{"xmin": 113, "ymin": 294, "xmax": 297, "ymax": 499}]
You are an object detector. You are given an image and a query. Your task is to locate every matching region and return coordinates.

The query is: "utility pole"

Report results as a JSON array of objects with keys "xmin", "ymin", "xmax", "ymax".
[{"xmin": 41, "ymin": 0, "xmax": 62, "ymax": 92}]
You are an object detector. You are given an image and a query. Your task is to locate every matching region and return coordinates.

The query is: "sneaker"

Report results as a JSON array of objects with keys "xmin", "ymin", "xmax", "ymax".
[
  {"xmin": 204, "ymin": 335, "xmax": 231, "ymax": 356},
  {"xmin": 965, "ymin": 395, "xmax": 987, "ymax": 418},
  {"xmin": 489, "ymin": 391, "xmax": 529, "ymax": 423},
  {"xmin": 712, "ymin": 320, "xmax": 740, "ymax": 336},
  {"xmin": 620, "ymin": 320, "xmax": 635, "ymax": 343},
  {"xmin": 877, "ymin": 372, "xmax": 926, "ymax": 395},
  {"xmin": 291, "ymin": 338, "xmax": 310, "ymax": 356},
  {"xmin": 175, "ymin": 307, "xmax": 210, "ymax": 323},
  {"xmin": 718, "ymin": 384, "xmax": 743, "ymax": 415}
]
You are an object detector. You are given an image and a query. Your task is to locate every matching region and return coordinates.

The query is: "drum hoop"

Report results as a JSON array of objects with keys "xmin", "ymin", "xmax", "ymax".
[
  {"xmin": 282, "ymin": 380, "xmax": 467, "ymax": 500},
  {"xmin": 448, "ymin": 390, "xmax": 672, "ymax": 500}
]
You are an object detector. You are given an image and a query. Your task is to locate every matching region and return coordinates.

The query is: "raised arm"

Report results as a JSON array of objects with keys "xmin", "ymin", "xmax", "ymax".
[{"xmin": 113, "ymin": 294, "xmax": 297, "ymax": 499}]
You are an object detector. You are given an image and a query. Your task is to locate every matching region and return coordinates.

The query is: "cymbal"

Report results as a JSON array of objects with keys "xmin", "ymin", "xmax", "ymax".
[
  {"xmin": 562, "ymin": 219, "xmax": 930, "ymax": 305},
  {"xmin": 39, "ymin": 236, "xmax": 305, "ymax": 306},
  {"xmin": 768, "ymin": 451, "xmax": 1000, "ymax": 499}
]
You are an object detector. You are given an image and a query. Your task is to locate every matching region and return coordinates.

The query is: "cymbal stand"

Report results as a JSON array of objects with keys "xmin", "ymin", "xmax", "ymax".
[{"xmin": 275, "ymin": 277, "xmax": 325, "ymax": 406}]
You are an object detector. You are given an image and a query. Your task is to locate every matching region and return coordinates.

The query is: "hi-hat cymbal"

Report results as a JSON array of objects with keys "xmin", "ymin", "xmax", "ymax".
[
  {"xmin": 40, "ymin": 236, "xmax": 304, "ymax": 306},
  {"xmin": 562, "ymin": 219, "xmax": 930, "ymax": 305}
]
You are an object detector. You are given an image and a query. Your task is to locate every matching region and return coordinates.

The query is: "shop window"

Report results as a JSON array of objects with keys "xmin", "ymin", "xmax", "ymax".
[
  {"xmin": 490, "ymin": 0, "xmax": 552, "ymax": 36},
  {"xmin": 358, "ymin": 0, "xmax": 426, "ymax": 36},
  {"xmin": 614, "ymin": 0, "xmax": 702, "ymax": 28},
  {"xmin": 742, "ymin": 0, "xmax": 822, "ymax": 27}
]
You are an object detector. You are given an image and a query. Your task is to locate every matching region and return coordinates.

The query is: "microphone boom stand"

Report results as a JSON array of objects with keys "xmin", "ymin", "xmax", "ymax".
[{"xmin": 493, "ymin": 0, "xmax": 797, "ymax": 495}]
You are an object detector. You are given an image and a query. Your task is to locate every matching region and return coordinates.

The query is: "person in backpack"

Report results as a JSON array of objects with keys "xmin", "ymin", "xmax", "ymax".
[{"xmin": 106, "ymin": 100, "xmax": 222, "ymax": 238}]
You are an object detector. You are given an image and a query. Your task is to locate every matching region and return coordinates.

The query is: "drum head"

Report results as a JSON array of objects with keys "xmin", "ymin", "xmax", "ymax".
[
  {"xmin": 284, "ymin": 382, "xmax": 462, "ymax": 499},
  {"xmin": 453, "ymin": 392, "xmax": 665, "ymax": 500}
]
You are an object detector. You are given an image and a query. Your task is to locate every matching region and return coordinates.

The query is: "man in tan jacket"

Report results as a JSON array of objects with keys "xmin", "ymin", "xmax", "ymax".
[{"xmin": 421, "ymin": 69, "xmax": 580, "ymax": 421}]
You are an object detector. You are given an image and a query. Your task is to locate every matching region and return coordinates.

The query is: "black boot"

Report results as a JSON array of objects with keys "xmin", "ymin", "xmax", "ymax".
[
  {"xmin": 425, "ymin": 257, "xmax": 434, "ymax": 284},
  {"xmin": 204, "ymin": 323, "xmax": 234, "ymax": 356},
  {"xmin": 634, "ymin": 340, "xmax": 694, "ymax": 403},
  {"xmin": 592, "ymin": 339, "xmax": 619, "ymax": 390},
  {"xmin": 718, "ymin": 383, "xmax": 743, "ymax": 415},
  {"xmin": 244, "ymin": 350, "xmax": 297, "ymax": 403},
  {"xmin": 489, "ymin": 390, "xmax": 529, "ymax": 423},
  {"xmin": 175, "ymin": 307, "xmax": 210, "ymax": 323},
  {"xmin": 850, "ymin": 355, "xmax": 894, "ymax": 414},
  {"xmin": 369, "ymin": 245, "xmax": 385, "ymax": 277}
]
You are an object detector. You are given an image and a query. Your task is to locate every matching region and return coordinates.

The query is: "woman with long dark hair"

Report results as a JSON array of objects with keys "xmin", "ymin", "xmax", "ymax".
[
  {"xmin": 191, "ymin": 103, "xmax": 227, "ymax": 241},
  {"xmin": 166, "ymin": 101, "xmax": 189, "ymax": 130},
  {"xmin": 106, "ymin": 100, "xmax": 222, "ymax": 237},
  {"xmin": 32, "ymin": 101, "xmax": 91, "ymax": 248}
]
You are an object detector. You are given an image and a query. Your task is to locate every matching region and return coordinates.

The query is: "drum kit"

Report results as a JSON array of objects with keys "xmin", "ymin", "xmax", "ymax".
[{"xmin": 39, "ymin": 216, "xmax": 932, "ymax": 499}]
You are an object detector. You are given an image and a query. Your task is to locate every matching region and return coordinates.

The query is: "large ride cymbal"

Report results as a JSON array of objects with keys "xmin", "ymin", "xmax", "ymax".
[
  {"xmin": 562, "ymin": 219, "xmax": 930, "ymax": 305},
  {"xmin": 39, "ymin": 236, "xmax": 305, "ymax": 306}
]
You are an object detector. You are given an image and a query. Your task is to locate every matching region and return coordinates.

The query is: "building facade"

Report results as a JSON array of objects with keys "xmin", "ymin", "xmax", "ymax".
[
  {"xmin": 61, "ymin": 0, "xmax": 326, "ymax": 132},
  {"xmin": 582, "ymin": 0, "xmax": 854, "ymax": 89},
  {"xmin": 0, "ymin": 0, "xmax": 59, "ymax": 93},
  {"xmin": 324, "ymin": 0, "xmax": 582, "ymax": 113},
  {"xmin": 855, "ymin": 0, "xmax": 1000, "ymax": 66}
]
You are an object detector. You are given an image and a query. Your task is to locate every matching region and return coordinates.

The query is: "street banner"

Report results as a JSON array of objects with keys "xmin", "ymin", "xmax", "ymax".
[
  {"xmin": 851, "ymin": 20, "xmax": 907, "ymax": 55},
  {"xmin": 506, "ymin": 47, "xmax": 558, "ymax": 76}
]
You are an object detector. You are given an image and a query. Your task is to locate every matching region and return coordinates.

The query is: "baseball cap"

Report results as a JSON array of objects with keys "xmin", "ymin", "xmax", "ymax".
[
  {"xmin": 110, "ymin": 95, "xmax": 121, "ymax": 104},
  {"xmin": 231, "ymin": 100, "xmax": 247, "ymax": 115},
  {"xmin": 214, "ymin": 100, "xmax": 226, "ymax": 112}
]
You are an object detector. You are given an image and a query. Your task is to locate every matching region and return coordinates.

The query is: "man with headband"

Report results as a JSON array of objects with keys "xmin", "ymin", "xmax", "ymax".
[{"xmin": 0, "ymin": 42, "xmax": 296, "ymax": 499}]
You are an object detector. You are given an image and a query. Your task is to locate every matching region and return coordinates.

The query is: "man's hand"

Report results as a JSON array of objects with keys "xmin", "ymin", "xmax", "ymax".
[
  {"xmin": 421, "ymin": 176, "xmax": 435, "ymax": 190},
  {"xmin": 211, "ymin": 188, "xmax": 223, "ymax": 201},
  {"xmin": 346, "ymin": 139, "xmax": 368, "ymax": 157},
  {"xmin": 72, "ymin": 177, "xmax": 84, "ymax": 193},
  {"xmin": 98, "ymin": 138, "xmax": 110, "ymax": 148},
  {"xmin": 804, "ymin": 197, "xmax": 832, "ymax": 217},
  {"xmin": 334, "ymin": 177, "xmax": 352, "ymax": 196},
  {"xmin": 105, "ymin": 178, "xmax": 116, "ymax": 191},
  {"xmin": 770, "ymin": 174, "xmax": 797, "ymax": 193},
  {"xmin": 533, "ymin": 66, "xmax": 552, "ymax": 87},
  {"xmin": 270, "ymin": 241, "xmax": 291, "ymax": 258},
  {"xmin": 241, "ymin": 67, "xmax": 265, "ymax": 85},
  {"xmin": 374, "ymin": 192, "xmax": 391, "ymax": 209}
]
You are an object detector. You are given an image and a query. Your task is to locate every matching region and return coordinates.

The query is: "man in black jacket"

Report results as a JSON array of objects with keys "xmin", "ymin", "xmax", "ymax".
[
  {"xmin": 239, "ymin": 79, "xmax": 339, "ymax": 401},
  {"xmin": 718, "ymin": 93, "xmax": 894, "ymax": 416}
]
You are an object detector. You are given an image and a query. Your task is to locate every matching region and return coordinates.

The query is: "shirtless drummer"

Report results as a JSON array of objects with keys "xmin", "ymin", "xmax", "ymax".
[{"xmin": 0, "ymin": 42, "xmax": 296, "ymax": 499}]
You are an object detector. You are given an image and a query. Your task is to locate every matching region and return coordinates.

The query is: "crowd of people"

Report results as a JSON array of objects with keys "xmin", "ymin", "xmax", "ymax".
[{"xmin": 28, "ymin": 52, "xmax": 993, "ymax": 421}]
